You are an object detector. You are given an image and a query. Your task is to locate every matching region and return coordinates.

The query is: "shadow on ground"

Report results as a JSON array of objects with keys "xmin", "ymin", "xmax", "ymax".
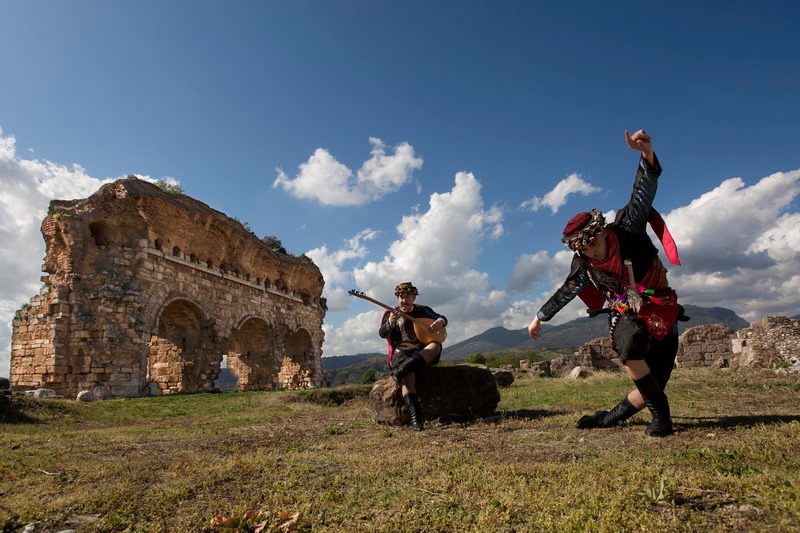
[{"xmin": 678, "ymin": 414, "xmax": 800, "ymax": 430}]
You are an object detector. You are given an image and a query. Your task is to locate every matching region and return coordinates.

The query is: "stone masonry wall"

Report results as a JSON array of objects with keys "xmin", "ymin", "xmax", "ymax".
[
  {"xmin": 676, "ymin": 323, "xmax": 736, "ymax": 368},
  {"xmin": 548, "ymin": 316, "xmax": 799, "ymax": 375},
  {"xmin": 11, "ymin": 177, "xmax": 326, "ymax": 399}
]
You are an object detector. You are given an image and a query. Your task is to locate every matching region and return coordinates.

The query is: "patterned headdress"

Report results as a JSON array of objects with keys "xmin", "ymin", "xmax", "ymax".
[
  {"xmin": 561, "ymin": 208, "xmax": 606, "ymax": 251},
  {"xmin": 394, "ymin": 282, "xmax": 419, "ymax": 296}
]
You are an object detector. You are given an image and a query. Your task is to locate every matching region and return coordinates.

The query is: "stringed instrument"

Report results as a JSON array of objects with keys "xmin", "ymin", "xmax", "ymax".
[{"xmin": 348, "ymin": 289, "xmax": 447, "ymax": 344}]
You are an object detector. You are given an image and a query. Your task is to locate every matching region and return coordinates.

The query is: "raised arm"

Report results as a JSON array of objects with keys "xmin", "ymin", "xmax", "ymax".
[
  {"xmin": 625, "ymin": 129, "xmax": 655, "ymax": 166},
  {"xmin": 615, "ymin": 129, "xmax": 662, "ymax": 234}
]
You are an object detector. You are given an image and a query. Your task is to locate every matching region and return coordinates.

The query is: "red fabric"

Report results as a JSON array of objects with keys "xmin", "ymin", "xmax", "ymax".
[
  {"xmin": 578, "ymin": 285, "xmax": 606, "ymax": 309},
  {"xmin": 576, "ymin": 214, "xmax": 681, "ymax": 310},
  {"xmin": 563, "ymin": 211, "xmax": 592, "ymax": 236},
  {"xmin": 587, "ymin": 229, "xmax": 625, "ymax": 280},
  {"xmin": 648, "ymin": 209, "xmax": 681, "ymax": 265},
  {"xmin": 578, "ymin": 229, "xmax": 625, "ymax": 308},
  {"xmin": 636, "ymin": 290, "xmax": 680, "ymax": 340},
  {"xmin": 381, "ymin": 310, "xmax": 395, "ymax": 364}
]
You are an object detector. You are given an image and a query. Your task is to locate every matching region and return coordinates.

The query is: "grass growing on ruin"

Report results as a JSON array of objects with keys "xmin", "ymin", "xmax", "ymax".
[{"xmin": 1, "ymin": 369, "xmax": 799, "ymax": 532}]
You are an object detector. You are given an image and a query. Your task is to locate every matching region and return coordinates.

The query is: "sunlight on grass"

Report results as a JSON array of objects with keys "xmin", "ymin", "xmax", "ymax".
[{"xmin": 1, "ymin": 368, "xmax": 798, "ymax": 532}]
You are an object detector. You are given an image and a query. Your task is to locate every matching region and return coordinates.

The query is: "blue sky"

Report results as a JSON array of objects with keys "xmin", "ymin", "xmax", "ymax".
[{"xmin": 1, "ymin": 1, "xmax": 799, "ymax": 374}]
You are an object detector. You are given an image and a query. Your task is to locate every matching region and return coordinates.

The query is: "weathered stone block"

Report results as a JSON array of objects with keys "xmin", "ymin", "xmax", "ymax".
[{"xmin": 369, "ymin": 364, "xmax": 500, "ymax": 426}]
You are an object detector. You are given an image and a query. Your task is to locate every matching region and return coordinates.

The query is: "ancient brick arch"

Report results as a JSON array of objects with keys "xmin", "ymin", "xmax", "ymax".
[
  {"xmin": 279, "ymin": 328, "xmax": 315, "ymax": 390},
  {"xmin": 149, "ymin": 298, "xmax": 222, "ymax": 395},
  {"xmin": 227, "ymin": 317, "xmax": 278, "ymax": 392},
  {"xmin": 10, "ymin": 177, "xmax": 327, "ymax": 398}
]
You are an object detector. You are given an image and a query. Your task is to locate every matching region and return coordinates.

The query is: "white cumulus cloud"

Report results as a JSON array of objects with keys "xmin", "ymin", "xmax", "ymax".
[
  {"xmin": 320, "ymin": 171, "xmax": 508, "ymax": 356},
  {"xmin": 520, "ymin": 172, "xmax": 601, "ymax": 214},
  {"xmin": 273, "ymin": 138, "xmax": 423, "ymax": 206},
  {"xmin": 0, "ymin": 128, "xmax": 178, "ymax": 376}
]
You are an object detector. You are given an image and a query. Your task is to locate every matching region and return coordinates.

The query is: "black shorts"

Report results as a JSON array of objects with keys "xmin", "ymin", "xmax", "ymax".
[
  {"xmin": 610, "ymin": 313, "xmax": 678, "ymax": 388},
  {"xmin": 389, "ymin": 345, "xmax": 442, "ymax": 371}
]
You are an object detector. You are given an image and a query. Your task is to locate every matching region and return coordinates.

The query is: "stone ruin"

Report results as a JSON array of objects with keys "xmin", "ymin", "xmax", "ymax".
[
  {"xmin": 10, "ymin": 177, "xmax": 327, "ymax": 399},
  {"xmin": 527, "ymin": 315, "xmax": 800, "ymax": 377}
]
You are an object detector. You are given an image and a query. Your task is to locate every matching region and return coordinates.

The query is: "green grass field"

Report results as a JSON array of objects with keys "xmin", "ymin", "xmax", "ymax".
[{"xmin": 1, "ymin": 368, "xmax": 799, "ymax": 532}]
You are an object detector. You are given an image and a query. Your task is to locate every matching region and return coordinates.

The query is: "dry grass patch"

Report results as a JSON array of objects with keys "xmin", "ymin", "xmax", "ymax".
[{"xmin": 1, "ymin": 368, "xmax": 798, "ymax": 532}]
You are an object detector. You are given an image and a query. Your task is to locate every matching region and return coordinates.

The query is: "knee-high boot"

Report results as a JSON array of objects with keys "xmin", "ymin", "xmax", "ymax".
[
  {"xmin": 391, "ymin": 353, "xmax": 426, "ymax": 384},
  {"xmin": 633, "ymin": 373, "xmax": 673, "ymax": 437},
  {"xmin": 576, "ymin": 397, "xmax": 640, "ymax": 429},
  {"xmin": 403, "ymin": 392, "xmax": 424, "ymax": 431}
]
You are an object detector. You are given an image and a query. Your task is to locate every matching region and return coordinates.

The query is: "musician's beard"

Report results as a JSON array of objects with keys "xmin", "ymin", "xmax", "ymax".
[{"xmin": 399, "ymin": 304, "xmax": 413, "ymax": 312}]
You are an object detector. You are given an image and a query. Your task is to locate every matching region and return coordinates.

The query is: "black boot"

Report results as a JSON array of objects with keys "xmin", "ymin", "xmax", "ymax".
[
  {"xmin": 391, "ymin": 353, "xmax": 426, "ymax": 384},
  {"xmin": 576, "ymin": 397, "xmax": 639, "ymax": 429},
  {"xmin": 633, "ymin": 374, "xmax": 673, "ymax": 437},
  {"xmin": 403, "ymin": 393, "xmax": 424, "ymax": 431}
]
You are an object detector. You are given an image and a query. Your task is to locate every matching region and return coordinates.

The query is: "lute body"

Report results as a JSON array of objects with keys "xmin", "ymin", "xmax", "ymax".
[{"xmin": 348, "ymin": 290, "xmax": 447, "ymax": 344}]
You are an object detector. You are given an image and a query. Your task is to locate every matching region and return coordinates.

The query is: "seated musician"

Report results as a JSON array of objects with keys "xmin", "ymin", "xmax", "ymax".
[{"xmin": 378, "ymin": 282, "xmax": 447, "ymax": 431}]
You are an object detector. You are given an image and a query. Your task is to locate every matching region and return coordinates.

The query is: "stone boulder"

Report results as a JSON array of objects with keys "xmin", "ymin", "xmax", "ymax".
[
  {"xmin": 369, "ymin": 364, "xmax": 500, "ymax": 426},
  {"xmin": 77, "ymin": 390, "xmax": 96, "ymax": 402},
  {"xmin": 492, "ymin": 369, "xmax": 515, "ymax": 388},
  {"xmin": 568, "ymin": 366, "xmax": 593, "ymax": 379}
]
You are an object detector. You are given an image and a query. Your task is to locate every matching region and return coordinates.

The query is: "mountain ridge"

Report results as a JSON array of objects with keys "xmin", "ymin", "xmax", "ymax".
[{"xmin": 322, "ymin": 304, "xmax": 751, "ymax": 369}]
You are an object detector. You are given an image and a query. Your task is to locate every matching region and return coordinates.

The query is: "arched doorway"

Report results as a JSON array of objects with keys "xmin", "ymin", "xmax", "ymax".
[
  {"xmin": 148, "ymin": 299, "xmax": 220, "ymax": 395},
  {"xmin": 278, "ymin": 329, "xmax": 314, "ymax": 389},
  {"xmin": 227, "ymin": 317, "xmax": 278, "ymax": 391}
]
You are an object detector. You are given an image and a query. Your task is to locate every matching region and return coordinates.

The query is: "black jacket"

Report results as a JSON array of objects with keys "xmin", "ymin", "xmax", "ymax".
[{"xmin": 538, "ymin": 154, "xmax": 664, "ymax": 321}]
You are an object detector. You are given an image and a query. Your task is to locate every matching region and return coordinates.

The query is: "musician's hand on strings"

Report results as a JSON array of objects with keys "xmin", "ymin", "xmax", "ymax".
[{"xmin": 431, "ymin": 318, "xmax": 445, "ymax": 333}]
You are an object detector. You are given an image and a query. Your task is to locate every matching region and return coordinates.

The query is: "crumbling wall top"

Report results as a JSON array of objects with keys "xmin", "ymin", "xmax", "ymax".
[{"xmin": 42, "ymin": 177, "xmax": 322, "ymax": 299}]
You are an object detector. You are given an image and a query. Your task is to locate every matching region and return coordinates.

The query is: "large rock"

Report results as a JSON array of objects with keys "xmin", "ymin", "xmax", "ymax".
[
  {"xmin": 492, "ymin": 369, "xmax": 515, "ymax": 388},
  {"xmin": 369, "ymin": 364, "xmax": 500, "ymax": 426}
]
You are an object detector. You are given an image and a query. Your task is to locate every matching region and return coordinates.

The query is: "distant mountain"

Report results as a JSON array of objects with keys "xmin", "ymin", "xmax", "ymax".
[
  {"xmin": 318, "ymin": 305, "xmax": 751, "ymax": 376},
  {"xmin": 441, "ymin": 304, "xmax": 750, "ymax": 360},
  {"xmin": 321, "ymin": 353, "xmax": 387, "ymax": 387},
  {"xmin": 216, "ymin": 368, "xmax": 238, "ymax": 392},
  {"xmin": 321, "ymin": 353, "xmax": 385, "ymax": 371},
  {"xmin": 680, "ymin": 305, "xmax": 749, "ymax": 330}
]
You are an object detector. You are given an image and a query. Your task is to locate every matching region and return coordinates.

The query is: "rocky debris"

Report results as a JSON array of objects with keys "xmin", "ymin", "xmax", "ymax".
[
  {"xmin": 528, "ymin": 361, "xmax": 553, "ymax": 378},
  {"xmin": 369, "ymin": 364, "xmax": 500, "ymax": 426},
  {"xmin": 548, "ymin": 355, "xmax": 582, "ymax": 377},
  {"xmin": 568, "ymin": 366, "xmax": 593, "ymax": 379},
  {"xmin": 24, "ymin": 388, "xmax": 60, "ymax": 399},
  {"xmin": 734, "ymin": 316, "xmax": 800, "ymax": 371},
  {"xmin": 536, "ymin": 315, "xmax": 799, "ymax": 377}
]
